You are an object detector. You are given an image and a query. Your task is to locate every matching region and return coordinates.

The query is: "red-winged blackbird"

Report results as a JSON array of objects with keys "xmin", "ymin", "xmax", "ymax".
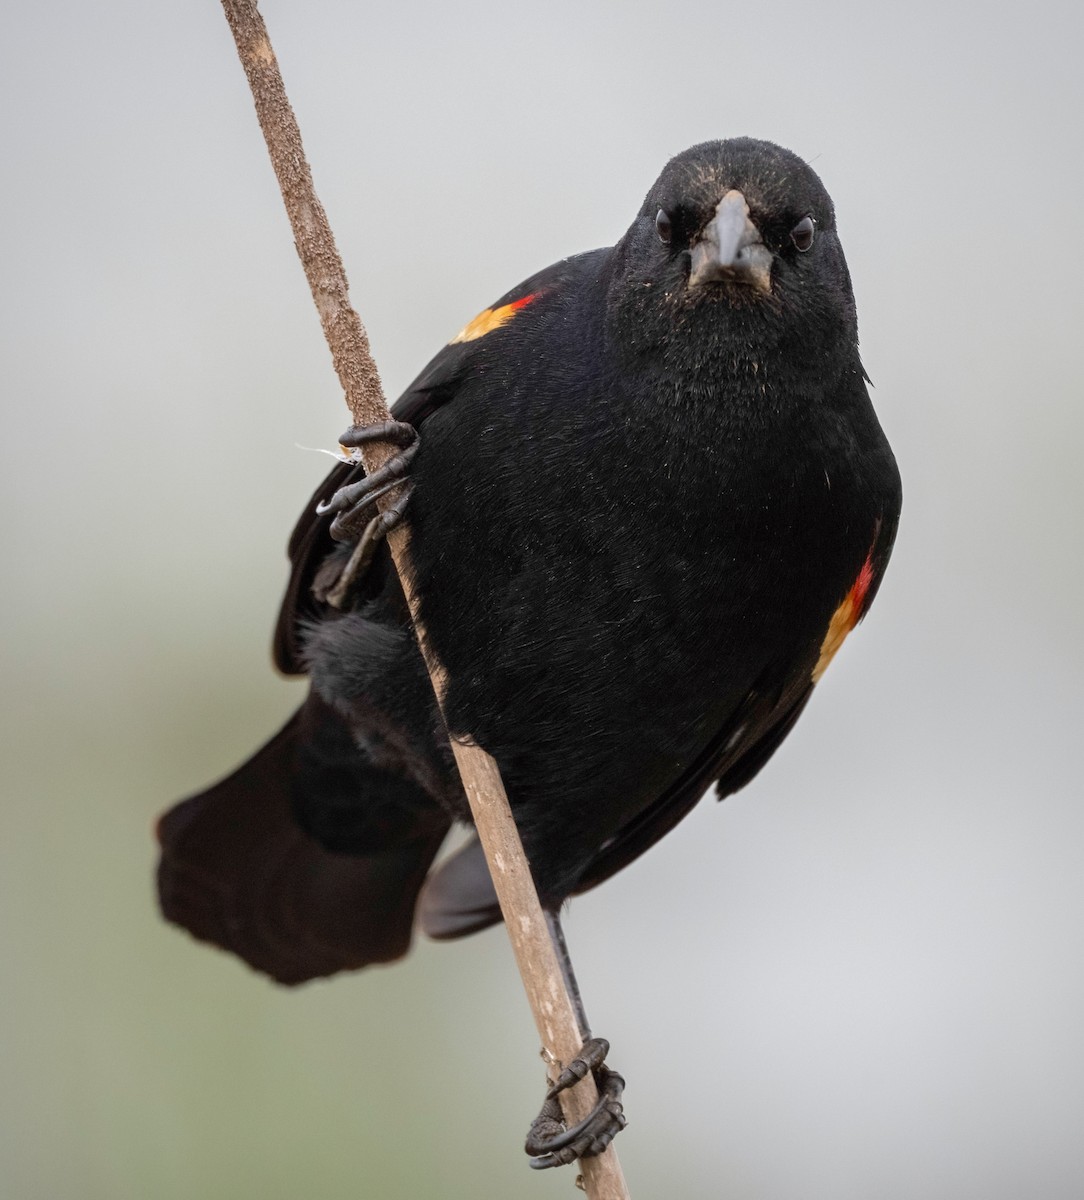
[{"xmin": 157, "ymin": 137, "xmax": 901, "ymax": 989}]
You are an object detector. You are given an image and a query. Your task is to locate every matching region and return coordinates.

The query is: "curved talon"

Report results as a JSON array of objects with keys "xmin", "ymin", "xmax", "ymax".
[
  {"xmin": 316, "ymin": 420, "xmax": 420, "ymax": 609},
  {"xmin": 337, "ymin": 420, "xmax": 417, "ymax": 450},
  {"xmin": 317, "ymin": 440, "xmax": 418, "ymax": 520},
  {"xmin": 528, "ymin": 1080, "xmax": 624, "ymax": 1155},
  {"xmin": 524, "ymin": 1040, "xmax": 626, "ymax": 1170},
  {"xmin": 545, "ymin": 1037, "xmax": 611, "ymax": 1099},
  {"xmin": 316, "ymin": 475, "xmax": 375, "ymax": 519},
  {"xmin": 318, "ymin": 430, "xmax": 418, "ymax": 542},
  {"xmin": 326, "ymin": 477, "xmax": 412, "ymax": 541},
  {"xmin": 325, "ymin": 489, "xmax": 413, "ymax": 610}
]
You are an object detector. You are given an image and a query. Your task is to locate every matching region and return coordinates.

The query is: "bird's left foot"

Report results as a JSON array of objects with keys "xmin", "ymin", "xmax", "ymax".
[{"xmin": 524, "ymin": 1037, "xmax": 627, "ymax": 1169}]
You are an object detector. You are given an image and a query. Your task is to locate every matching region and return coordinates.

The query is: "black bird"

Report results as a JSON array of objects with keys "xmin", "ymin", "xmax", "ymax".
[{"xmin": 157, "ymin": 137, "xmax": 901, "ymax": 1161}]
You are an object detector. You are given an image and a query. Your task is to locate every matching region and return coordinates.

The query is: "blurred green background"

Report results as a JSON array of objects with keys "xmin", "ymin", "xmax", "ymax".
[{"xmin": 3, "ymin": 1, "xmax": 1082, "ymax": 1197}]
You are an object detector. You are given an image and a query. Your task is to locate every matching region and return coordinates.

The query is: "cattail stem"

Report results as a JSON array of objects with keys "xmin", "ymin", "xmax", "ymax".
[{"xmin": 217, "ymin": 3, "xmax": 630, "ymax": 1196}]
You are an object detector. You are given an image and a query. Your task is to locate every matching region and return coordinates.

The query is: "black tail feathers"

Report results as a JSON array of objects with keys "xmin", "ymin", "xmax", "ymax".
[{"xmin": 156, "ymin": 697, "xmax": 449, "ymax": 985}]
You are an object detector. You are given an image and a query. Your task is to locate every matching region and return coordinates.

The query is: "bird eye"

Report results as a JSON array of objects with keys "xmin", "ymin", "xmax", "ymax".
[
  {"xmin": 655, "ymin": 209, "xmax": 672, "ymax": 245},
  {"xmin": 790, "ymin": 215, "xmax": 815, "ymax": 252}
]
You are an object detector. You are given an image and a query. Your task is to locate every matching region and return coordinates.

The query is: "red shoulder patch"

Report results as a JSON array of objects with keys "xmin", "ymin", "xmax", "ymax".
[
  {"xmin": 449, "ymin": 291, "xmax": 541, "ymax": 345},
  {"xmin": 812, "ymin": 551, "xmax": 875, "ymax": 682}
]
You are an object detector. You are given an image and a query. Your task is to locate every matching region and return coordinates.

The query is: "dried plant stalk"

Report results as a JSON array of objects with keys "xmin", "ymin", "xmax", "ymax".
[{"xmin": 218, "ymin": 3, "xmax": 630, "ymax": 1195}]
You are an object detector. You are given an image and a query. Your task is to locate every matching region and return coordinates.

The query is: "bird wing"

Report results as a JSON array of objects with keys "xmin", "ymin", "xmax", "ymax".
[
  {"xmin": 571, "ymin": 679, "xmax": 814, "ymax": 894},
  {"xmin": 273, "ymin": 460, "xmax": 358, "ymax": 675},
  {"xmin": 418, "ymin": 678, "xmax": 814, "ymax": 939},
  {"xmin": 573, "ymin": 505, "xmax": 900, "ymax": 893},
  {"xmin": 273, "ymin": 252, "xmax": 597, "ymax": 676}
]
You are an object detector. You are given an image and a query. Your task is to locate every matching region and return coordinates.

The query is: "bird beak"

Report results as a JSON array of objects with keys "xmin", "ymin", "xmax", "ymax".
[{"xmin": 688, "ymin": 190, "xmax": 772, "ymax": 293}]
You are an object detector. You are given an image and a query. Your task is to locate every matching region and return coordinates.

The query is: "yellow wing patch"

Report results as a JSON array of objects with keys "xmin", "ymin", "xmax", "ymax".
[
  {"xmin": 449, "ymin": 292, "xmax": 540, "ymax": 345},
  {"xmin": 812, "ymin": 554, "xmax": 875, "ymax": 682}
]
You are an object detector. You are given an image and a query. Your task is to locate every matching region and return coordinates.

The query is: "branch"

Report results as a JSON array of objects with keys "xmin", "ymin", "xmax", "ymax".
[{"xmin": 218, "ymin": 3, "xmax": 630, "ymax": 1195}]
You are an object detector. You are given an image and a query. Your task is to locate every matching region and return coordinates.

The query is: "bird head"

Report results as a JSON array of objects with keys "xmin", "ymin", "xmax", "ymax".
[{"xmin": 609, "ymin": 139, "xmax": 859, "ymax": 363}]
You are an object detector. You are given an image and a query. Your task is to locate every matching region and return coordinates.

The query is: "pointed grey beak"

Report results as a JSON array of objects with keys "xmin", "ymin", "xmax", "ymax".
[{"xmin": 688, "ymin": 189, "xmax": 772, "ymax": 292}]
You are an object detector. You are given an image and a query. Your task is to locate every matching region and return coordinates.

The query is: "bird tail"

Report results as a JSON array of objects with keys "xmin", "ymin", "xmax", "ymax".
[{"xmin": 155, "ymin": 697, "xmax": 449, "ymax": 985}]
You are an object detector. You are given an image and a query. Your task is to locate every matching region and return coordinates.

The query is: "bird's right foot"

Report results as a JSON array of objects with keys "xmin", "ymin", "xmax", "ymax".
[
  {"xmin": 523, "ymin": 1037, "xmax": 627, "ymax": 1170},
  {"xmin": 317, "ymin": 420, "xmax": 419, "ymax": 606}
]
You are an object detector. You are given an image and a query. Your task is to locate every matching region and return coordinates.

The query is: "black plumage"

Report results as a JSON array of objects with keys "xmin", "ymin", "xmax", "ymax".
[{"xmin": 157, "ymin": 137, "xmax": 901, "ymax": 985}]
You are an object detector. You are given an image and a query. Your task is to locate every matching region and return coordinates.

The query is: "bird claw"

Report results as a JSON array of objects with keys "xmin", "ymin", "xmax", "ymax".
[
  {"xmin": 317, "ymin": 421, "xmax": 419, "ymax": 608},
  {"xmin": 317, "ymin": 420, "xmax": 419, "ymax": 542},
  {"xmin": 524, "ymin": 1037, "xmax": 627, "ymax": 1170}
]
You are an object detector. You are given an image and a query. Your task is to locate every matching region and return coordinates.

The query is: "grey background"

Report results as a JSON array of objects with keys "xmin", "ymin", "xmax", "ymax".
[{"xmin": 3, "ymin": 1, "xmax": 1082, "ymax": 1197}]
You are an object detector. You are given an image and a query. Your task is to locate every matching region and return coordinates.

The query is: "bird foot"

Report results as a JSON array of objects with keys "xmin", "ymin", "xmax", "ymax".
[
  {"xmin": 317, "ymin": 421, "xmax": 419, "ymax": 607},
  {"xmin": 524, "ymin": 1037, "xmax": 627, "ymax": 1169}
]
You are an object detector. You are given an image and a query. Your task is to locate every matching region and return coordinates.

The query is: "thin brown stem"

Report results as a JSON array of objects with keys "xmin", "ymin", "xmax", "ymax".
[{"xmin": 218, "ymin": 3, "xmax": 630, "ymax": 1195}]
